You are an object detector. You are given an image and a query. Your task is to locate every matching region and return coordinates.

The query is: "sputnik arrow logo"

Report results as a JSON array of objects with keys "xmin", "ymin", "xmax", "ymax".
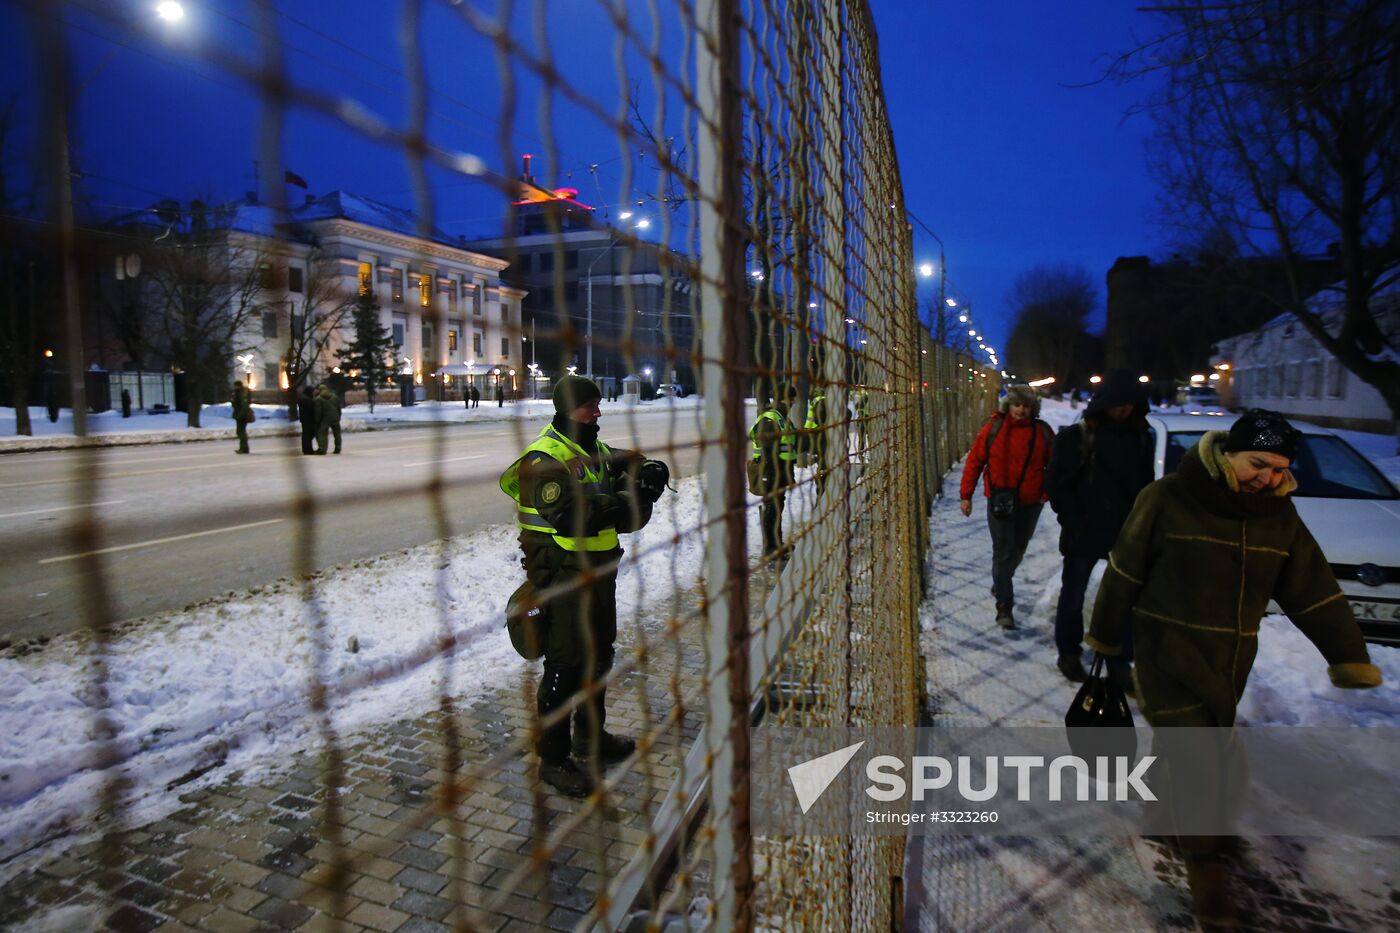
[{"xmin": 786, "ymin": 741, "xmax": 865, "ymax": 813}]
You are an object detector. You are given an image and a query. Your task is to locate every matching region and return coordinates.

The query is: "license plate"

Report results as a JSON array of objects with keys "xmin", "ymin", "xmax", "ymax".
[{"xmin": 1350, "ymin": 599, "xmax": 1400, "ymax": 624}]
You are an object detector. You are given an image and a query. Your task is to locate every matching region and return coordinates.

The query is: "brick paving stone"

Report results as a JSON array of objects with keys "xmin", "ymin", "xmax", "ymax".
[
  {"xmin": 221, "ymin": 883, "xmax": 269, "ymax": 914},
  {"xmin": 391, "ymin": 866, "xmax": 448, "ymax": 896},
  {"xmin": 545, "ymin": 905, "xmax": 587, "ymax": 932},
  {"xmin": 250, "ymin": 895, "xmax": 316, "ymax": 928},
  {"xmin": 348, "ymin": 875, "xmax": 408, "ymax": 906},
  {"xmin": 257, "ymin": 848, "xmax": 316, "ymax": 877},
  {"xmin": 256, "ymin": 870, "xmax": 308, "ymax": 901},
  {"xmin": 395, "ymin": 917, "xmax": 450, "ymax": 933},
  {"xmin": 390, "ymin": 845, "xmax": 447, "ymax": 873},
  {"xmin": 198, "ymin": 907, "xmax": 262, "ymax": 932},
  {"xmin": 105, "ymin": 903, "xmax": 164, "ymax": 933},
  {"xmin": 345, "ymin": 900, "xmax": 410, "ymax": 932},
  {"xmin": 389, "ymin": 889, "xmax": 454, "ymax": 921}
]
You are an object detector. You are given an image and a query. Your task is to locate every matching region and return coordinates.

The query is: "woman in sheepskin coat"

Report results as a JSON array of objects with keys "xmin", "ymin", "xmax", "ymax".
[{"xmin": 1086, "ymin": 409, "xmax": 1380, "ymax": 923}]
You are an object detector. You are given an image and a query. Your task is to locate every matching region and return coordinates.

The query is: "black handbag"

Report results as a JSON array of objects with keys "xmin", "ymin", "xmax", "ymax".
[{"xmin": 1064, "ymin": 653, "xmax": 1137, "ymax": 761}]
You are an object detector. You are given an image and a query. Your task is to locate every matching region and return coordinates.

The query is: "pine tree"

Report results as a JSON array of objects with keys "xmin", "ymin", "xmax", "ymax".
[{"xmin": 336, "ymin": 290, "xmax": 396, "ymax": 412}]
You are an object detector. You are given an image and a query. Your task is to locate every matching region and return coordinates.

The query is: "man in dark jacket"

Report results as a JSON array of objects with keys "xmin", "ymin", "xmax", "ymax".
[
  {"xmin": 1046, "ymin": 370, "xmax": 1154, "ymax": 682},
  {"xmin": 298, "ymin": 386, "xmax": 317, "ymax": 455},
  {"xmin": 959, "ymin": 384, "xmax": 1053, "ymax": 628},
  {"xmin": 231, "ymin": 379, "xmax": 253, "ymax": 454},
  {"xmin": 499, "ymin": 375, "xmax": 670, "ymax": 797},
  {"xmin": 1087, "ymin": 409, "xmax": 1380, "ymax": 923},
  {"xmin": 314, "ymin": 382, "xmax": 342, "ymax": 454}
]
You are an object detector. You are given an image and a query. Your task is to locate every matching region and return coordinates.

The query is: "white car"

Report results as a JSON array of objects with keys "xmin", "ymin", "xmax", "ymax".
[{"xmin": 1146, "ymin": 412, "xmax": 1400, "ymax": 645}]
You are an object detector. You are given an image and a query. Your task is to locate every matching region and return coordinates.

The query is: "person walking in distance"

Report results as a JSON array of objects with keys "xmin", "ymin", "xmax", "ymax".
[
  {"xmin": 120, "ymin": 388, "xmax": 132, "ymax": 419},
  {"xmin": 1045, "ymin": 369, "xmax": 1154, "ymax": 684},
  {"xmin": 499, "ymin": 375, "xmax": 670, "ymax": 797},
  {"xmin": 314, "ymin": 382, "xmax": 342, "ymax": 454},
  {"xmin": 231, "ymin": 379, "xmax": 254, "ymax": 454},
  {"xmin": 1086, "ymin": 409, "xmax": 1381, "ymax": 924},
  {"xmin": 298, "ymin": 385, "xmax": 317, "ymax": 455},
  {"xmin": 495, "ymin": 382, "xmax": 504, "ymax": 407},
  {"xmin": 749, "ymin": 383, "xmax": 799, "ymax": 563},
  {"xmin": 959, "ymin": 384, "xmax": 1053, "ymax": 628}
]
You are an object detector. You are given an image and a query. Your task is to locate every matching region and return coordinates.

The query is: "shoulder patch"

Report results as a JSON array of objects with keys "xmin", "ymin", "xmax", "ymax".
[{"xmin": 540, "ymin": 481, "xmax": 562, "ymax": 504}]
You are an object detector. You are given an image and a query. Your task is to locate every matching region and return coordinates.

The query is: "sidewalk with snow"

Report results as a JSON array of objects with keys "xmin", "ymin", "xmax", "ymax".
[{"xmin": 909, "ymin": 400, "xmax": 1400, "ymax": 931}]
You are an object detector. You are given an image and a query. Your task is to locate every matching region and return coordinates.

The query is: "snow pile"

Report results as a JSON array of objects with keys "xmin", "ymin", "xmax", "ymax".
[
  {"xmin": 0, "ymin": 472, "xmax": 755, "ymax": 868},
  {"xmin": 1238, "ymin": 614, "xmax": 1400, "ymax": 726}
]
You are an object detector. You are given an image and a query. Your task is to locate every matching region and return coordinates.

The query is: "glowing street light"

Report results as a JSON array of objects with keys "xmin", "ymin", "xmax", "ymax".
[
  {"xmin": 1089, "ymin": 375, "xmax": 1102, "ymax": 385},
  {"xmin": 945, "ymin": 298, "xmax": 957, "ymax": 307},
  {"xmin": 155, "ymin": 1, "xmax": 185, "ymax": 22},
  {"xmin": 918, "ymin": 262, "xmax": 935, "ymax": 278},
  {"xmin": 635, "ymin": 218, "xmax": 651, "ymax": 230},
  {"xmin": 1190, "ymin": 374, "xmax": 1206, "ymax": 383},
  {"xmin": 1138, "ymin": 375, "xmax": 1150, "ymax": 384},
  {"xmin": 618, "ymin": 211, "xmax": 633, "ymax": 221}
]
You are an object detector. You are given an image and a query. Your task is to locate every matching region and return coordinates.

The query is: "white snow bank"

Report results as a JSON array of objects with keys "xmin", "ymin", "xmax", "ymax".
[
  {"xmin": 1238, "ymin": 614, "xmax": 1400, "ymax": 727},
  {"xmin": 0, "ymin": 471, "xmax": 752, "ymax": 870}
]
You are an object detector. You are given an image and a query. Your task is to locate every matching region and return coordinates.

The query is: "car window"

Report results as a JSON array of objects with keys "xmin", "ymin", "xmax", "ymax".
[{"xmin": 1165, "ymin": 432, "xmax": 1398, "ymax": 500}]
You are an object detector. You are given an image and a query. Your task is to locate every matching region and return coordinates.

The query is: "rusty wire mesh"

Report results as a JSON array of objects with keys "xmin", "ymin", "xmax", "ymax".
[{"xmin": 3, "ymin": 0, "xmax": 999, "ymax": 929}]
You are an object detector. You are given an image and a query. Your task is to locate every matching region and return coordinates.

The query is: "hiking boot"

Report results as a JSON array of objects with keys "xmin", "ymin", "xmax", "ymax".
[
  {"xmin": 573, "ymin": 731, "xmax": 637, "ymax": 764},
  {"xmin": 539, "ymin": 758, "xmax": 594, "ymax": 798},
  {"xmin": 1057, "ymin": 653, "xmax": 1088, "ymax": 683},
  {"xmin": 995, "ymin": 602, "xmax": 1016, "ymax": 629},
  {"xmin": 1184, "ymin": 856, "xmax": 1240, "ymax": 927}
]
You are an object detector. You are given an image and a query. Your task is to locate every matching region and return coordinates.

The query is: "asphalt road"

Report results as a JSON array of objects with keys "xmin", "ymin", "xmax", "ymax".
[{"xmin": 0, "ymin": 408, "xmax": 708, "ymax": 641}]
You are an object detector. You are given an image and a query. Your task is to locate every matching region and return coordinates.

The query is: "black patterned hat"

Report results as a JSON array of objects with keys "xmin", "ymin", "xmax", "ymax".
[{"xmin": 1224, "ymin": 409, "xmax": 1299, "ymax": 459}]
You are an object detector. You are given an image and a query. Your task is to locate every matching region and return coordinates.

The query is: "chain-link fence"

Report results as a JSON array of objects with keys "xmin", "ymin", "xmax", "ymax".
[{"xmin": 3, "ymin": 1, "xmax": 999, "ymax": 929}]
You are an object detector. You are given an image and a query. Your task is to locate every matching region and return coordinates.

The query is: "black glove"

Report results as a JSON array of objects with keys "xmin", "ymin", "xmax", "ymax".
[{"xmin": 637, "ymin": 459, "xmax": 670, "ymax": 503}]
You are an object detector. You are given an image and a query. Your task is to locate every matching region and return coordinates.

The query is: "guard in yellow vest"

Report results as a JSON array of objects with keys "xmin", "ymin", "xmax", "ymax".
[
  {"xmin": 750, "ymin": 383, "xmax": 798, "ymax": 560},
  {"xmin": 500, "ymin": 375, "xmax": 670, "ymax": 797},
  {"xmin": 803, "ymin": 387, "xmax": 830, "ymax": 495}
]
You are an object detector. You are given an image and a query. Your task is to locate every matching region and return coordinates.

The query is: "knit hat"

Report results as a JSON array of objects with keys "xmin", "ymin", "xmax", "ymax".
[
  {"xmin": 1224, "ymin": 409, "xmax": 1299, "ymax": 460},
  {"xmin": 552, "ymin": 375, "xmax": 602, "ymax": 415},
  {"xmin": 998, "ymin": 384, "xmax": 1041, "ymax": 417},
  {"xmin": 1086, "ymin": 368, "xmax": 1145, "ymax": 415}
]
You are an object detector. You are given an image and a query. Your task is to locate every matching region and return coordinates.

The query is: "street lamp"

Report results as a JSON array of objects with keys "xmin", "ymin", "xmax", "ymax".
[{"xmin": 155, "ymin": 1, "xmax": 185, "ymax": 23}]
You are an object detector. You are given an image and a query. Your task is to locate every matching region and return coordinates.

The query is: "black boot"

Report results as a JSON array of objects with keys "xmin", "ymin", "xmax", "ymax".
[
  {"xmin": 1057, "ymin": 653, "xmax": 1088, "ymax": 683},
  {"xmin": 995, "ymin": 602, "xmax": 1016, "ymax": 629},
  {"xmin": 539, "ymin": 758, "xmax": 593, "ymax": 798},
  {"xmin": 574, "ymin": 731, "xmax": 637, "ymax": 764}
]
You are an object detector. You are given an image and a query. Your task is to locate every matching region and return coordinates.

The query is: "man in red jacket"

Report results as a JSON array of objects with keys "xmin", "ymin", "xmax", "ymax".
[{"xmin": 959, "ymin": 384, "xmax": 1053, "ymax": 628}]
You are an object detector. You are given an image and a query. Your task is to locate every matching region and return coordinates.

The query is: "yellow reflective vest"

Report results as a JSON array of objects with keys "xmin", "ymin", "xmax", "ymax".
[
  {"xmin": 804, "ymin": 393, "xmax": 826, "ymax": 431},
  {"xmin": 500, "ymin": 424, "xmax": 620, "ymax": 552},
  {"xmin": 750, "ymin": 408, "xmax": 796, "ymax": 462}
]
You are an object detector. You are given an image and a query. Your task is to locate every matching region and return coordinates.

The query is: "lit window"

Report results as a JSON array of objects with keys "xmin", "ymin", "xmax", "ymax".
[
  {"xmin": 448, "ymin": 330, "xmax": 458, "ymax": 352},
  {"xmin": 420, "ymin": 274, "xmax": 431, "ymax": 307},
  {"xmin": 358, "ymin": 262, "xmax": 372, "ymax": 295}
]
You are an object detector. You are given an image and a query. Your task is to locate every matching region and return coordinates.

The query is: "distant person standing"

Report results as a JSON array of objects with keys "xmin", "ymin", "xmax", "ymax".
[
  {"xmin": 495, "ymin": 382, "xmax": 505, "ymax": 407},
  {"xmin": 315, "ymin": 382, "xmax": 342, "ymax": 454},
  {"xmin": 298, "ymin": 385, "xmax": 317, "ymax": 455},
  {"xmin": 959, "ymin": 384, "xmax": 1053, "ymax": 629},
  {"xmin": 1046, "ymin": 369, "xmax": 1154, "ymax": 683},
  {"xmin": 120, "ymin": 388, "xmax": 132, "ymax": 419},
  {"xmin": 231, "ymin": 379, "xmax": 254, "ymax": 454},
  {"xmin": 470, "ymin": 384, "xmax": 480, "ymax": 408},
  {"xmin": 749, "ymin": 383, "xmax": 799, "ymax": 563}
]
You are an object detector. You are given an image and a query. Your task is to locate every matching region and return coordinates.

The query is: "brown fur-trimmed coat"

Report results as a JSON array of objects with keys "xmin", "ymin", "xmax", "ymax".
[{"xmin": 1086, "ymin": 431, "xmax": 1381, "ymax": 726}]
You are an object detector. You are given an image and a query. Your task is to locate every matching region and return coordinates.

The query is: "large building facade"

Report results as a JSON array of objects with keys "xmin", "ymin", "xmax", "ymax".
[
  {"xmin": 93, "ymin": 191, "xmax": 524, "ymax": 402},
  {"xmin": 465, "ymin": 157, "xmax": 697, "ymax": 394}
]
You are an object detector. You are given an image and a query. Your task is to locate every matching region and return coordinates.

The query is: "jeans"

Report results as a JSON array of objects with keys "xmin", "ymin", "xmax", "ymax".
[
  {"xmin": 987, "ymin": 503, "xmax": 1042, "ymax": 606},
  {"xmin": 1055, "ymin": 554, "xmax": 1134, "ymax": 661}
]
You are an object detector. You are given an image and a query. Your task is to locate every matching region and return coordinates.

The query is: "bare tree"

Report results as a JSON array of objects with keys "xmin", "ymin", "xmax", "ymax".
[
  {"xmin": 1005, "ymin": 263, "xmax": 1099, "ymax": 385},
  {"xmin": 0, "ymin": 94, "xmax": 39, "ymax": 436},
  {"xmin": 137, "ymin": 206, "xmax": 269, "ymax": 428},
  {"xmin": 1115, "ymin": 0, "xmax": 1400, "ymax": 423},
  {"xmin": 283, "ymin": 245, "xmax": 354, "ymax": 415}
]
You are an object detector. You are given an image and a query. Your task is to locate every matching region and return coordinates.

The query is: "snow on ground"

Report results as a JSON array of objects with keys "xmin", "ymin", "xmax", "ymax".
[
  {"xmin": 0, "ymin": 467, "xmax": 773, "ymax": 872},
  {"xmin": 0, "ymin": 396, "xmax": 704, "ymax": 452}
]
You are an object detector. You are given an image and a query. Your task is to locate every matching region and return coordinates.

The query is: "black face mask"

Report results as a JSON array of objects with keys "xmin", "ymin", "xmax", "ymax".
[{"xmin": 553, "ymin": 413, "xmax": 599, "ymax": 451}]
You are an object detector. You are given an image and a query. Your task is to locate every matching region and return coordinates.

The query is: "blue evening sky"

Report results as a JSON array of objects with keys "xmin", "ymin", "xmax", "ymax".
[{"xmin": 4, "ymin": 0, "xmax": 1168, "ymax": 361}]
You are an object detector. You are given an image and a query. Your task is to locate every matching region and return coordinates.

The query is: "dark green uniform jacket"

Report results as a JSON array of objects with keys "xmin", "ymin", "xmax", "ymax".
[{"xmin": 1087, "ymin": 431, "xmax": 1381, "ymax": 726}]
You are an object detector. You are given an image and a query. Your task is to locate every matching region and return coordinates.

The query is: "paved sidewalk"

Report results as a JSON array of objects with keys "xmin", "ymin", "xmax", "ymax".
[
  {"xmin": 911, "ymin": 483, "xmax": 1399, "ymax": 932},
  {"xmin": 0, "ymin": 609, "xmax": 711, "ymax": 932}
]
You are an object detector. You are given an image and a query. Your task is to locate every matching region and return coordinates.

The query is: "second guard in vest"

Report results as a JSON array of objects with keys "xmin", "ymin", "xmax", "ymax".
[
  {"xmin": 499, "ymin": 375, "xmax": 671, "ymax": 797},
  {"xmin": 803, "ymin": 386, "xmax": 830, "ymax": 495},
  {"xmin": 749, "ymin": 383, "xmax": 798, "ymax": 561}
]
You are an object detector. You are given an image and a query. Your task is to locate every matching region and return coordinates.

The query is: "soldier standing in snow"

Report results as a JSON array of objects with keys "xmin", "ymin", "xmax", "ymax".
[
  {"xmin": 499, "ymin": 375, "xmax": 670, "ymax": 797},
  {"xmin": 231, "ymin": 379, "xmax": 254, "ymax": 454},
  {"xmin": 314, "ymin": 382, "xmax": 342, "ymax": 454},
  {"xmin": 749, "ymin": 383, "xmax": 798, "ymax": 563},
  {"xmin": 298, "ymin": 386, "xmax": 317, "ymax": 455}
]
